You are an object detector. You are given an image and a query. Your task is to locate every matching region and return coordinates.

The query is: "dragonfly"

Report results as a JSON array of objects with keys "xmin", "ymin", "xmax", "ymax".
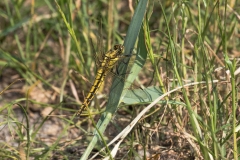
[{"xmin": 76, "ymin": 44, "xmax": 124, "ymax": 116}]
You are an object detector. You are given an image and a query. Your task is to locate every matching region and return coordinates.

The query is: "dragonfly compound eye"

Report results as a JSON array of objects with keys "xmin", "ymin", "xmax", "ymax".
[{"xmin": 114, "ymin": 44, "xmax": 124, "ymax": 52}]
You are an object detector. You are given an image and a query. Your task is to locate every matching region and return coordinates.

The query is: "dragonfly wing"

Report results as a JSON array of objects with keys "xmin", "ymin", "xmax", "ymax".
[
  {"xmin": 122, "ymin": 86, "xmax": 186, "ymax": 106},
  {"xmin": 122, "ymin": 86, "xmax": 164, "ymax": 105},
  {"xmin": 90, "ymin": 38, "xmax": 99, "ymax": 67}
]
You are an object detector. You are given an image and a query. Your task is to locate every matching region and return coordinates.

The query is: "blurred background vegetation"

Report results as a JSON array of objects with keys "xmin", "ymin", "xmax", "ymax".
[{"xmin": 0, "ymin": 0, "xmax": 240, "ymax": 159}]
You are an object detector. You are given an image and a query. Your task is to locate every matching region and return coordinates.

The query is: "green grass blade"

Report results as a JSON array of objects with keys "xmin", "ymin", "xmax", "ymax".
[
  {"xmin": 80, "ymin": 1, "xmax": 149, "ymax": 159},
  {"xmin": 54, "ymin": 0, "xmax": 84, "ymax": 65}
]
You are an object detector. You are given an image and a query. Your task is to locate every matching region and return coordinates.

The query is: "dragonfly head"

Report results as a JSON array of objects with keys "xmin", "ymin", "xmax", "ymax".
[{"xmin": 113, "ymin": 44, "xmax": 124, "ymax": 55}]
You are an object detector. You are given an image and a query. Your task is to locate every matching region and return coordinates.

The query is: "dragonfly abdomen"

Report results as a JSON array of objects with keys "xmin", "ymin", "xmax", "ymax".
[{"xmin": 76, "ymin": 69, "xmax": 107, "ymax": 115}]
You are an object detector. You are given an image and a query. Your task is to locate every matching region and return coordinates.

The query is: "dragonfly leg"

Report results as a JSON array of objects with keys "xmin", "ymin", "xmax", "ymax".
[{"xmin": 120, "ymin": 56, "xmax": 131, "ymax": 65}]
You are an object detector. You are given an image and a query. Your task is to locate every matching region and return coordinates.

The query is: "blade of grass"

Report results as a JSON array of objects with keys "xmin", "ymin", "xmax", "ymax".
[
  {"xmin": 54, "ymin": 0, "xmax": 84, "ymax": 67},
  {"xmin": 80, "ymin": 1, "xmax": 149, "ymax": 159},
  {"xmin": 159, "ymin": 0, "xmax": 209, "ymax": 158},
  {"xmin": 225, "ymin": 55, "xmax": 238, "ymax": 159}
]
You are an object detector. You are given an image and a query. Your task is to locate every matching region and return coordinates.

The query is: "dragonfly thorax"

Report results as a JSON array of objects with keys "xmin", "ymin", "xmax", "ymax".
[{"xmin": 105, "ymin": 44, "xmax": 124, "ymax": 59}]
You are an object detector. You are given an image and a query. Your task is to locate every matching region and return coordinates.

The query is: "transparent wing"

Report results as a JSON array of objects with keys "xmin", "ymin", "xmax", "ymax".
[
  {"xmin": 90, "ymin": 38, "xmax": 99, "ymax": 68},
  {"xmin": 96, "ymin": 21, "xmax": 105, "ymax": 65},
  {"xmin": 122, "ymin": 86, "xmax": 186, "ymax": 106},
  {"xmin": 90, "ymin": 21, "xmax": 106, "ymax": 69},
  {"xmin": 122, "ymin": 86, "xmax": 163, "ymax": 104}
]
